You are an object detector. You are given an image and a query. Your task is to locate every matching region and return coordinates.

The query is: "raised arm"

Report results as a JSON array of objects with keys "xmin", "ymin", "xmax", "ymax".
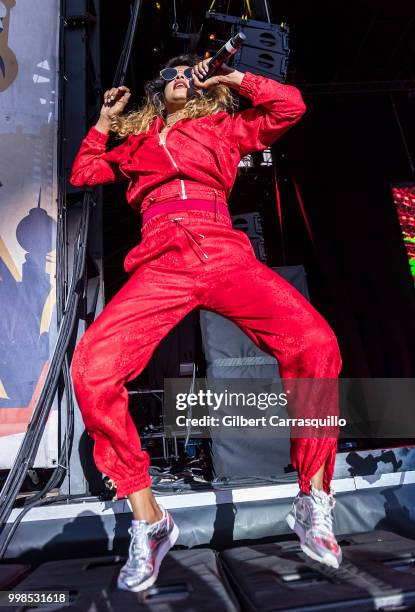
[
  {"xmin": 230, "ymin": 71, "xmax": 306, "ymax": 157},
  {"xmin": 191, "ymin": 60, "xmax": 306, "ymax": 158},
  {"xmin": 69, "ymin": 86, "xmax": 132, "ymax": 188},
  {"xmin": 69, "ymin": 127, "xmax": 131, "ymax": 187}
]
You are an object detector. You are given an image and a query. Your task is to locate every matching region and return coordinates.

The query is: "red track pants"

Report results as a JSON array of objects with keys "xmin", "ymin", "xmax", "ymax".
[{"xmin": 71, "ymin": 209, "xmax": 342, "ymax": 500}]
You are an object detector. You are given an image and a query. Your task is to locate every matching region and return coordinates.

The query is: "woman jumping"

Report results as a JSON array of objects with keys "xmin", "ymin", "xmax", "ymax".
[{"xmin": 69, "ymin": 53, "xmax": 343, "ymax": 592}]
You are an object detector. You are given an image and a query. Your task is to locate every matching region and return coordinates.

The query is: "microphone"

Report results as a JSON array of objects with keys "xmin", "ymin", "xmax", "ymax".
[{"xmin": 199, "ymin": 31, "xmax": 246, "ymax": 82}]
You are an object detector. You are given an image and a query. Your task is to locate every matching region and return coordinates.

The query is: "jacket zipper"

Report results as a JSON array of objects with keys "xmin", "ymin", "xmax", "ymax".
[{"xmin": 158, "ymin": 132, "xmax": 187, "ymax": 199}]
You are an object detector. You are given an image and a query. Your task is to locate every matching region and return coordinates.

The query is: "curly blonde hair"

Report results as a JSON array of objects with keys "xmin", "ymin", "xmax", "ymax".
[{"xmin": 111, "ymin": 53, "xmax": 239, "ymax": 139}]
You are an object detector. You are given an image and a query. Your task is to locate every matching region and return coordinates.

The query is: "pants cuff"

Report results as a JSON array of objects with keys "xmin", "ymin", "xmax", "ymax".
[{"xmin": 113, "ymin": 475, "xmax": 153, "ymax": 500}]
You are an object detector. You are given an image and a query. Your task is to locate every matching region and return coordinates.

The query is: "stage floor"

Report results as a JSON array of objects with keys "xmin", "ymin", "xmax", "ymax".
[{"xmin": 2, "ymin": 529, "xmax": 415, "ymax": 611}]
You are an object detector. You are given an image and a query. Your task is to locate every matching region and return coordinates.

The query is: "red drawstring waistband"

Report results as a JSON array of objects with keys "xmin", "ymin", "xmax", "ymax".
[
  {"xmin": 141, "ymin": 196, "xmax": 230, "ymax": 226},
  {"xmin": 140, "ymin": 195, "xmax": 232, "ymax": 263},
  {"xmin": 170, "ymin": 217, "xmax": 209, "ymax": 263}
]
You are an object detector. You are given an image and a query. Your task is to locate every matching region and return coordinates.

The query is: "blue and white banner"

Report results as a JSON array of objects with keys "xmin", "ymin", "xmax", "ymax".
[{"xmin": 0, "ymin": 0, "xmax": 60, "ymax": 467}]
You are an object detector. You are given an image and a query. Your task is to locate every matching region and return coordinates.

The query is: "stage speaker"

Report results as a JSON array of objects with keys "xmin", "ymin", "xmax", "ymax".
[
  {"xmin": 199, "ymin": 265, "xmax": 310, "ymax": 482},
  {"xmin": 204, "ymin": 12, "xmax": 290, "ymax": 82},
  {"xmin": 232, "ymin": 211, "xmax": 263, "ymax": 237},
  {"xmin": 232, "ymin": 212, "xmax": 266, "ymax": 262},
  {"xmin": 235, "ymin": 45, "xmax": 289, "ymax": 82},
  {"xmin": 221, "ymin": 531, "xmax": 415, "ymax": 610}
]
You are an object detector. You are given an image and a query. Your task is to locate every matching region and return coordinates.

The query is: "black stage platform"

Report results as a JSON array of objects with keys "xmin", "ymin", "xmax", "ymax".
[
  {"xmin": 1, "ymin": 448, "xmax": 415, "ymax": 610},
  {"xmin": 2, "ymin": 447, "xmax": 415, "ymax": 564},
  {"xmin": 2, "ymin": 530, "xmax": 415, "ymax": 611}
]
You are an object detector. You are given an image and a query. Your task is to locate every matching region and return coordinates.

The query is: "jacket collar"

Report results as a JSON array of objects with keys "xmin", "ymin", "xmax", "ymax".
[
  {"xmin": 149, "ymin": 112, "xmax": 226, "ymax": 135},
  {"xmin": 150, "ymin": 114, "xmax": 192, "ymax": 134}
]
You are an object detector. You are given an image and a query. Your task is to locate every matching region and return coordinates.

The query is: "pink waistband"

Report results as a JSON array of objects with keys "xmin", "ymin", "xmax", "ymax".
[{"xmin": 142, "ymin": 198, "xmax": 231, "ymax": 226}]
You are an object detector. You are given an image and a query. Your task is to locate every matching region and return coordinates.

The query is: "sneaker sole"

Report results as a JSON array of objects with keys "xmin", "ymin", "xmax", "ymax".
[
  {"xmin": 117, "ymin": 522, "xmax": 180, "ymax": 592},
  {"xmin": 286, "ymin": 511, "xmax": 341, "ymax": 569}
]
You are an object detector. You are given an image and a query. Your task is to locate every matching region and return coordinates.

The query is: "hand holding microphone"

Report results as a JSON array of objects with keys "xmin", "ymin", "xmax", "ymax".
[{"xmin": 191, "ymin": 31, "xmax": 246, "ymax": 90}]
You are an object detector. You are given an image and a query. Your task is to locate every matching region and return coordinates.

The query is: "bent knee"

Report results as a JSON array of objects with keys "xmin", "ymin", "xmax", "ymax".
[
  {"xmin": 71, "ymin": 335, "xmax": 95, "ymax": 387},
  {"xmin": 306, "ymin": 324, "xmax": 342, "ymax": 369},
  {"xmin": 71, "ymin": 346, "xmax": 84, "ymax": 386},
  {"xmin": 71, "ymin": 330, "xmax": 123, "ymax": 394},
  {"xmin": 309, "ymin": 325, "xmax": 338, "ymax": 349}
]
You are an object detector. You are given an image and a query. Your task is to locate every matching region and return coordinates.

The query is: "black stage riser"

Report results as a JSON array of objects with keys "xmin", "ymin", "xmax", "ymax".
[{"xmin": 3, "ymin": 531, "xmax": 415, "ymax": 611}]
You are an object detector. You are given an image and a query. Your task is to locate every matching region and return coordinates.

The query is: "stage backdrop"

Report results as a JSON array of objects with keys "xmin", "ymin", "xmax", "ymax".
[{"xmin": 0, "ymin": 0, "xmax": 59, "ymax": 468}]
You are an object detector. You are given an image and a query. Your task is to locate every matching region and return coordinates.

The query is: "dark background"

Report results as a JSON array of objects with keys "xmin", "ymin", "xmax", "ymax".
[{"xmin": 98, "ymin": 0, "xmax": 415, "ymax": 379}]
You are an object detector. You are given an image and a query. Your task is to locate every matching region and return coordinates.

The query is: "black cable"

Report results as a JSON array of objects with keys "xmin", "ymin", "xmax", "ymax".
[
  {"xmin": 56, "ymin": 0, "xmax": 68, "ymax": 321},
  {"xmin": 113, "ymin": 0, "xmax": 142, "ymax": 87},
  {"xmin": 0, "ymin": 0, "xmax": 145, "ymax": 559},
  {"xmin": 0, "ymin": 358, "xmax": 75, "ymax": 558},
  {"xmin": 183, "ymin": 363, "xmax": 197, "ymax": 450},
  {"xmin": 0, "ymin": 197, "xmax": 91, "ymax": 557}
]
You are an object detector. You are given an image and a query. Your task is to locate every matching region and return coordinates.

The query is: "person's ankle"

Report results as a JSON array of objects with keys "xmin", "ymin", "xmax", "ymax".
[
  {"xmin": 133, "ymin": 506, "xmax": 163, "ymax": 524},
  {"xmin": 310, "ymin": 482, "xmax": 324, "ymax": 492},
  {"xmin": 150, "ymin": 506, "xmax": 164, "ymax": 523}
]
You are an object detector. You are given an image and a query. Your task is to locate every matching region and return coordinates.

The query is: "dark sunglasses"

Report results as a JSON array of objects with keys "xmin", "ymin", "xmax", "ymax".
[{"xmin": 160, "ymin": 67, "xmax": 193, "ymax": 82}]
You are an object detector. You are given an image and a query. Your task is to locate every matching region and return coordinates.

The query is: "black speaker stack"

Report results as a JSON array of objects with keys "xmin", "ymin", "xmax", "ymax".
[{"xmin": 204, "ymin": 11, "xmax": 290, "ymax": 83}]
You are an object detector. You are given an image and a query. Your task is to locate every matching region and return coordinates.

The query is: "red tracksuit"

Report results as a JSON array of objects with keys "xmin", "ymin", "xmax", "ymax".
[{"xmin": 69, "ymin": 71, "xmax": 342, "ymax": 500}]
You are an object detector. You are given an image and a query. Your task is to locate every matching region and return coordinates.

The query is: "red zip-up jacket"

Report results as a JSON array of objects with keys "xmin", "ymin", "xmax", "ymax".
[{"xmin": 69, "ymin": 71, "xmax": 306, "ymax": 215}]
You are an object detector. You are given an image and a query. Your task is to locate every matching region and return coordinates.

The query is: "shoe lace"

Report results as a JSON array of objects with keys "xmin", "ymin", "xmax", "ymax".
[{"xmin": 310, "ymin": 490, "xmax": 336, "ymax": 534}]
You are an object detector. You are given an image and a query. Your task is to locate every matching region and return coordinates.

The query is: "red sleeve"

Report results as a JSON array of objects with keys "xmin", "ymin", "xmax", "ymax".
[
  {"xmin": 69, "ymin": 126, "xmax": 130, "ymax": 187},
  {"xmin": 231, "ymin": 71, "xmax": 307, "ymax": 157}
]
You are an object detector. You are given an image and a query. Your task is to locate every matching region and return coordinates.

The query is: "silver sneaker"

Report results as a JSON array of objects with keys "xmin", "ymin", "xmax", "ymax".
[
  {"xmin": 286, "ymin": 484, "xmax": 342, "ymax": 569},
  {"xmin": 117, "ymin": 505, "xmax": 179, "ymax": 592}
]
